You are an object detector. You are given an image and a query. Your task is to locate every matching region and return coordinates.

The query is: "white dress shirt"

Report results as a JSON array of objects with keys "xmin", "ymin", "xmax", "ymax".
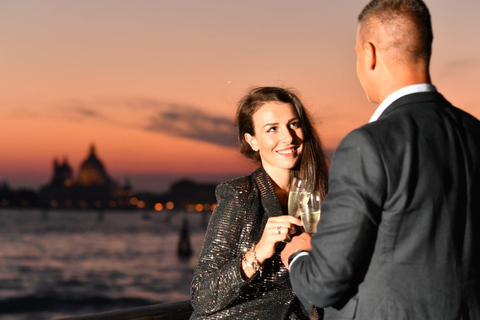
[{"xmin": 369, "ymin": 83, "xmax": 437, "ymax": 122}]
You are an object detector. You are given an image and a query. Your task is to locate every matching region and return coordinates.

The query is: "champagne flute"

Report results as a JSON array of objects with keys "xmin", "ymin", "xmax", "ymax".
[
  {"xmin": 286, "ymin": 178, "xmax": 312, "ymax": 242},
  {"xmin": 298, "ymin": 190, "xmax": 323, "ymax": 317},
  {"xmin": 299, "ymin": 191, "xmax": 321, "ymax": 235},
  {"xmin": 288, "ymin": 177, "xmax": 312, "ymax": 218}
]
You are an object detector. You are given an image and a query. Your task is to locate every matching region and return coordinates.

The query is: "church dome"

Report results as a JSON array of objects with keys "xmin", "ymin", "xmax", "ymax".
[{"xmin": 76, "ymin": 145, "xmax": 110, "ymax": 186}]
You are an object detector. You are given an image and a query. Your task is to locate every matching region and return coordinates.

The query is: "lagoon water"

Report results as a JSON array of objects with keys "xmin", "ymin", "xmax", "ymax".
[{"xmin": 0, "ymin": 209, "xmax": 209, "ymax": 320}]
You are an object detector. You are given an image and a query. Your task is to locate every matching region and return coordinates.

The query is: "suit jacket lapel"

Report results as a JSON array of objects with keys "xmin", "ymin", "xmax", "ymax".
[{"xmin": 252, "ymin": 167, "xmax": 285, "ymax": 219}]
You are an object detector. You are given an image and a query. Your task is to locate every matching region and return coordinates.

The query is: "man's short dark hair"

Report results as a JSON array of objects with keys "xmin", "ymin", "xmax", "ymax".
[{"xmin": 358, "ymin": 0, "xmax": 433, "ymax": 66}]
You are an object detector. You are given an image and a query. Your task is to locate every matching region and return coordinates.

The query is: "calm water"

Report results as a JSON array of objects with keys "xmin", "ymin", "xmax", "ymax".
[{"xmin": 0, "ymin": 209, "xmax": 209, "ymax": 320}]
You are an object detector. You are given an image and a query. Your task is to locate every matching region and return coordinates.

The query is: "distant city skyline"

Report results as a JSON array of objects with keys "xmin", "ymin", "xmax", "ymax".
[
  {"xmin": 1, "ymin": 1, "xmax": 479, "ymax": 192},
  {"xmin": 2, "ymin": 143, "xmax": 243, "ymax": 193}
]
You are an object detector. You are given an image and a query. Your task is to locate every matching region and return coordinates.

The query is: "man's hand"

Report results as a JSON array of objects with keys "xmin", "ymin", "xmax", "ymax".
[{"xmin": 281, "ymin": 233, "xmax": 312, "ymax": 270}]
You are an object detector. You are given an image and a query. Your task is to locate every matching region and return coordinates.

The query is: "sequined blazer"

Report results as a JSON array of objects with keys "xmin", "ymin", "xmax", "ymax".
[{"xmin": 190, "ymin": 167, "xmax": 309, "ymax": 319}]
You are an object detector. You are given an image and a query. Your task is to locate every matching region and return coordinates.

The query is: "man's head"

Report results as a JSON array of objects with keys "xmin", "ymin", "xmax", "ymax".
[{"xmin": 356, "ymin": 0, "xmax": 433, "ymax": 103}]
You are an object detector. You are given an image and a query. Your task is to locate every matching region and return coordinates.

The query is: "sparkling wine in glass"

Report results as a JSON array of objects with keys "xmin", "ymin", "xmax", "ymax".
[
  {"xmin": 299, "ymin": 191, "xmax": 321, "ymax": 235},
  {"xmin": 288, "ymin": 177, "xmax": 312, "ymax": 218}
]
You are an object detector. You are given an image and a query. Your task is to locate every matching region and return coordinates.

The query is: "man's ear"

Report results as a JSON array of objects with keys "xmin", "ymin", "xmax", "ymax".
[
  {"xmin": 364, "ymin": 41, "xmax": 377, "ymax": 71},
  {"xmin": 244, "ymin": 133, "xmax": 258, "ymax": 151}
]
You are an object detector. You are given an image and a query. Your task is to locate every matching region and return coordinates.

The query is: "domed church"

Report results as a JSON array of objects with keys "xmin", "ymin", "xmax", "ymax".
[
  {"xmin": 77, "ymin": 145, "xmax": 111, "ymax": 187},
  {"xmin": 40, "ymin": 144, "xmax": 132, "ymax": 209}
]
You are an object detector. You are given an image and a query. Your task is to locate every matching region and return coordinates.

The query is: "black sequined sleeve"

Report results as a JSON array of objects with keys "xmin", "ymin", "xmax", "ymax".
[{"xmin": 190, "ymin": 180, "xmax": 253, "ymax": 315}]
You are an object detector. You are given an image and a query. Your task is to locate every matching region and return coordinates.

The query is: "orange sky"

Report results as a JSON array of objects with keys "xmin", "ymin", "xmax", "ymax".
[{"xmin": 1, "ymin": 1, "xmax": 479, "ymax": 192}]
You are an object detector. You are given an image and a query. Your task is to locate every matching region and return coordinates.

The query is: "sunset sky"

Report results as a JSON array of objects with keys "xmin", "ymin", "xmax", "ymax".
[{"xmin": 1, "ymin": 0, "xmax": 480, "ymax": 192}]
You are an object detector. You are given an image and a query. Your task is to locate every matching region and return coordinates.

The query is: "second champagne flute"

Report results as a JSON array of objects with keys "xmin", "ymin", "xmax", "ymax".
[{"xmin": 299, "ymin": 191, "xmax": 321, "ymax": 235}]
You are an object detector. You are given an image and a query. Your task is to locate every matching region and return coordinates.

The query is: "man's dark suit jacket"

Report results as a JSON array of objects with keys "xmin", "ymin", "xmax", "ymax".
[{"xmin": 289, "ymin": 91, "xmax": 480, "ymax": 319}]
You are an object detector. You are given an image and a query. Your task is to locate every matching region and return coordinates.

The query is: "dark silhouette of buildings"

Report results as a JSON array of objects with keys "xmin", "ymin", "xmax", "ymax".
[
  {"xmin": 134, "ymin": 179, "xmax": 217, "ymax": 212},
  {"xmin": 39, "ymin": 144, "xmax": 132, "ymax": 210},
  {"xmin": 1, "ymin": 144, "xmax": 218, "ymax": 212},
  {"xmin": 0, "ymin": 182, "xmax": 38, "ymax": 208}
]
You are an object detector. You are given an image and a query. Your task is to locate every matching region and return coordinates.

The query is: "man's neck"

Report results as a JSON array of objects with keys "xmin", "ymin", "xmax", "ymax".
[{"xmin": 376, "ymin": 67, "xmax": 431, "ymax": 104}]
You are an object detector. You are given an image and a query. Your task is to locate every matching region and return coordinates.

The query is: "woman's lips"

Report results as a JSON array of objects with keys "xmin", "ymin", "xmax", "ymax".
[{"xmin": 276, "ymin": 147, "xmax": 297, "ymax": 156}]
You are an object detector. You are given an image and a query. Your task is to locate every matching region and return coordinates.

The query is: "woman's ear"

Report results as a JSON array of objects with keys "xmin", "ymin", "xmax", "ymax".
[{"xmin": 244, "ymin": 133, "xmax": 258, "ymax": 151}]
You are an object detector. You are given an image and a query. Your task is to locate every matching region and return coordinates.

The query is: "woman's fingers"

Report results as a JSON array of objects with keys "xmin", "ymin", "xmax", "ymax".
[
  {"xmin": 269, "ymin": 225, "xmax": 295, "ymax": 236},
  {"xmin": 272, "ymin": 225, "xmax": 287, "ymax": 235},
  {"xmin": 265, "ymin": 216, "xmax": 302, "ymax": 236},
  {"xmin": 256, "ymin": 216, "xmax": 304, "ymax": 261},
  {"xmin": 268, "ymin": 215, "xmax": 303, "ymax": 226}
]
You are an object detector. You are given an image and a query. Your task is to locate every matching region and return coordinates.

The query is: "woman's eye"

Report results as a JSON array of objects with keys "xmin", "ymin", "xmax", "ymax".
[
  {"xmin": 267, "ymin": 127, "xmax": 277, "ymax": 132},
  {"xmin": 290, "ymin": 121, "xmax": 300, "ymax": 128}
]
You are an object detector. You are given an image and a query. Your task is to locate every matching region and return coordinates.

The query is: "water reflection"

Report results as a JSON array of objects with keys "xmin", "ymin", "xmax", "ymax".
[{"xmin": 0, "ymin": 209, "xmax": 207, "ymax": 320}]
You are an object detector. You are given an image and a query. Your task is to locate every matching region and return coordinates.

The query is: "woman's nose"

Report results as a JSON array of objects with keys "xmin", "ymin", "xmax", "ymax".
[{"xmin": 281, "ymin": 127, "xmax": 294, "ymax": 144}]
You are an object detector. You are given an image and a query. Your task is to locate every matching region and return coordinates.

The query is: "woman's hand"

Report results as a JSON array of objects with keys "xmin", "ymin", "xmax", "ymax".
[{"xmin": 254, "ymin": 215, "xmax": 302, "ymax": 263}]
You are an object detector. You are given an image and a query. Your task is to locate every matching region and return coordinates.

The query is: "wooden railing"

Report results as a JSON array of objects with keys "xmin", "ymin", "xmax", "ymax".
[{"xmin": 60, "ymin": 301, "xmax": 193, "ymax": 320}]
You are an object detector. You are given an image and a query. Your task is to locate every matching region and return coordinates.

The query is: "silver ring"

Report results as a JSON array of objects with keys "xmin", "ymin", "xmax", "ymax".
[{"xmin": 276, "ymin": 226, "xmax": 281, "ymax": 234}]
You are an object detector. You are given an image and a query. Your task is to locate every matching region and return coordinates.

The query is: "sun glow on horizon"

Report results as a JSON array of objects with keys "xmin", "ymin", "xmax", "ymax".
[{"xmin": 2, "ymin": 1, "xmax": 480, "ymax": 191}]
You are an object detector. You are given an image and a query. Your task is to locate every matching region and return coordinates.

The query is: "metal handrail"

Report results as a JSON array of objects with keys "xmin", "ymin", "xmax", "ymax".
[{"xmin": 60, "ymin": 300, "xmax": 193, "ymax": 320}]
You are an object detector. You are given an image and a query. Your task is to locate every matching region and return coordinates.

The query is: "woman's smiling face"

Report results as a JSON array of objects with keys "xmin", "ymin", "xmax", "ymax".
[{"xmin": 245, "ymin": 101, "xmax": 304, "ymax": 175}]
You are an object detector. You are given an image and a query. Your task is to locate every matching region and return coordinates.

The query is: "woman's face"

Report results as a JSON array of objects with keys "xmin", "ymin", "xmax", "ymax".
[{"xmin": 245, "ymin": 101, "xmax": 304, "ymax": 175}]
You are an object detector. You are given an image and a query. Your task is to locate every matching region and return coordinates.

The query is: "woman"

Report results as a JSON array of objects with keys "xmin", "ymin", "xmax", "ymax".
[{"xmin": 190, "ymin": 87, "xmax": 329, "ymax": 319}]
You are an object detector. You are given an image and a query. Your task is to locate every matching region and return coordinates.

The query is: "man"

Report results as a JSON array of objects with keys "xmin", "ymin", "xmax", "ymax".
[{"xmin": 281, "ymin": 0, "xmax": 480, "ymax": 319}]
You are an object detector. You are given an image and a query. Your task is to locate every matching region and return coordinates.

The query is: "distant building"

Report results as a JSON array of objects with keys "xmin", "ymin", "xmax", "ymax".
[
  {"xmin": 166, "ymin": 179, "xmax": 216, "ymax": 208},
  {"xmin": 134, "ymin": 179, "xmax": 217, "ymax": 213},
  {"xmin": 39, "ymin": 144, "xmax": 132, "ymax": 209},
  {"xmin": 0, "ymin": 181, "xmax": 39, "ymax": 208},
  {"xmin": 2, "ymin": 144, "xmax": 218, "ymax": 211}
]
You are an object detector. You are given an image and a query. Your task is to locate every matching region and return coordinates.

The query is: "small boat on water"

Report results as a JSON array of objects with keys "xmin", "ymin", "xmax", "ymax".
[{"xmin": 177, "ymin": 218, "xmax": 193, "ymax": 259}]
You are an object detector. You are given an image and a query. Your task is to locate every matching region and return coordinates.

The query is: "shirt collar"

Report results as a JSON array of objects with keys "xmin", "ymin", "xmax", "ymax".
[{"xmin": 369, "ymin": 83, "xmax": 437, "ymax": 123}]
